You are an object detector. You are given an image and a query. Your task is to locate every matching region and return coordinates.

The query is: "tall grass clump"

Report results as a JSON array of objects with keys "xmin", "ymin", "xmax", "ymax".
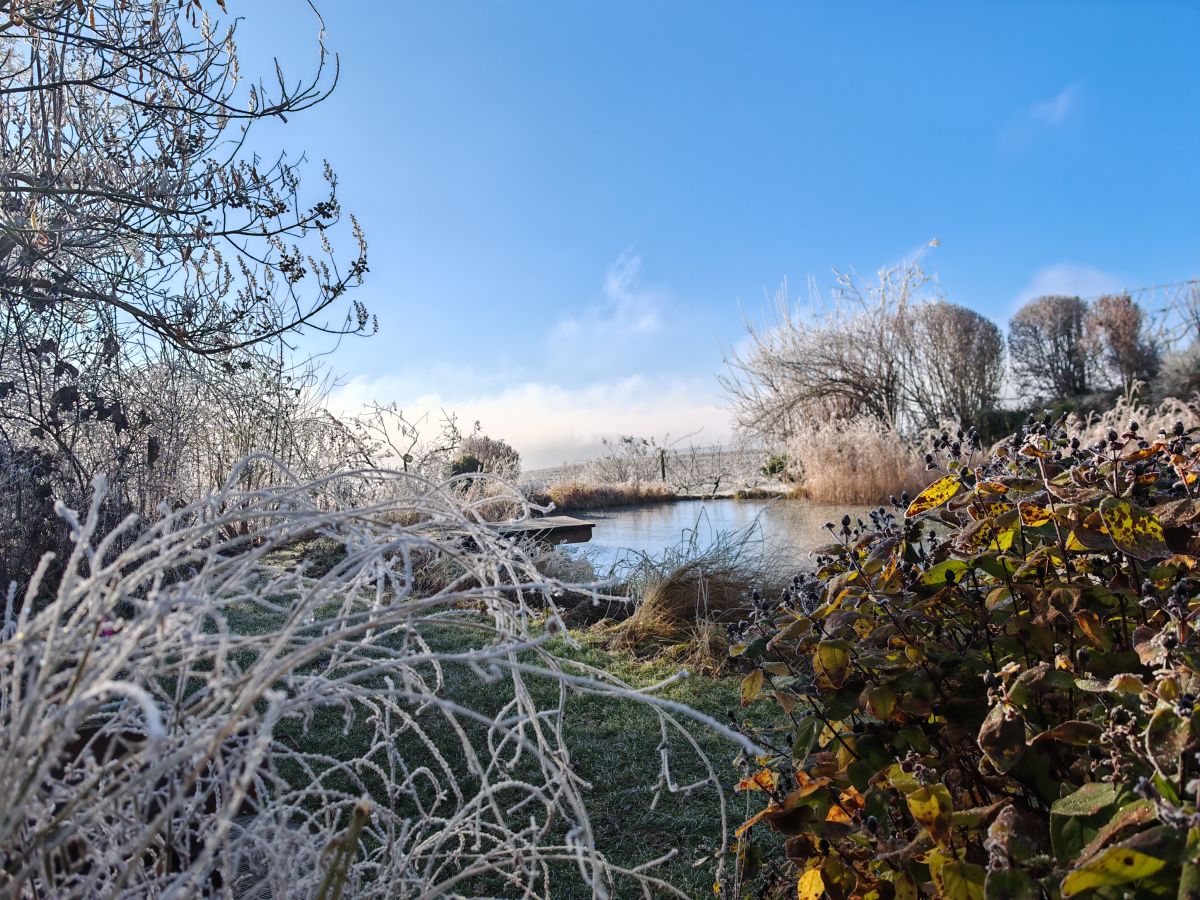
[
  {"xmin": 1072, "ymin": 392, "xmax": 1200, "ymax": 449},
  {"xmin": 0, "ymin": 458, "xmax": 757, "ymax": 898},
  {"xmin": 785, "ymin": 415, "xmax": 928, "ymax": 504},
  {"xmin": 606, "ymin": 521, "xmax": 792, "ymax": 674}
]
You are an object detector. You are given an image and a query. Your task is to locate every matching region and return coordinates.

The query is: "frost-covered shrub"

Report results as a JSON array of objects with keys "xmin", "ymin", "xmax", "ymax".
[{"xmin": 0, "ymin": 459, "xmax": 753, "ymax": 898}]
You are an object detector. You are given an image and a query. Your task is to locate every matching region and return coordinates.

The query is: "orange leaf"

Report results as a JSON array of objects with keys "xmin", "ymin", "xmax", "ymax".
[{"xmin": 735, "ymin": 768, "xmax": 779, "ymax": 792}]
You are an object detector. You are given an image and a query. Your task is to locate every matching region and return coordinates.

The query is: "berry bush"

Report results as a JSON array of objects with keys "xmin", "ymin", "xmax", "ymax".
[{"xmin": 727, "ymin": 415, "xmax": 1200, "ymax": 899}]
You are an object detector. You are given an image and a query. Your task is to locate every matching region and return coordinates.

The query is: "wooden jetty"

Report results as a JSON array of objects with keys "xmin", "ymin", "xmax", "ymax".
[{"xmin": 495, "ymin": 515, "xmax": 595, "ymax": 546}]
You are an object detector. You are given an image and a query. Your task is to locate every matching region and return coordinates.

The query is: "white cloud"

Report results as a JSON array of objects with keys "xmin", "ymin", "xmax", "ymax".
[
  {"xmin": 1012, "ymin": 263, "xmax": 1124, "ymax": 310},
  {"xmin": 1031, "ymin": 82, "xmax": 1082, "ymax": 125},
  {"xmin": 549, "ymin": 250, "xmax": 664, "ymax": 347},
  {"xmin": 323, "ymin": 253, "xmax": 734, "ymax": 470},
  {"xmin": 997, "ymin": 81, "xmax": 1085, "ymax": 151},
  {"xmin": 327, "ymin": 373, "xmax": 732, "ymax": 470}
]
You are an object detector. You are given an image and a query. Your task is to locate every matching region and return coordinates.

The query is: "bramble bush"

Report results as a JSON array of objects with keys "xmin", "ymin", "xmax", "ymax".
[{"xmin": 727, "ymin": 411, "xmax": 1200, "ymax": 898}]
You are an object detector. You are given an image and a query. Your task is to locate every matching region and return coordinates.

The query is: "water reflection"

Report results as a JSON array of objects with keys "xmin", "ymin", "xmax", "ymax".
[{"xmin": 567, "ymin": 499, "xmax": 874, "ymax": 571}]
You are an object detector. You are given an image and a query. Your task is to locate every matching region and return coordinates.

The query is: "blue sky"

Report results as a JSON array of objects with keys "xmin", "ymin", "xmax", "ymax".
[{"xmin": 245, "ymin": 1, "xmax": 1199, "ymax": 467}]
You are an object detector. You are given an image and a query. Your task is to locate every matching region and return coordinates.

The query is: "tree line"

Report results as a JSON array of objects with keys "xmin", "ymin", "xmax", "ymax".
[{"xmin": 722, "ymin": 259, "xmax": 1199, "ymax": 449}]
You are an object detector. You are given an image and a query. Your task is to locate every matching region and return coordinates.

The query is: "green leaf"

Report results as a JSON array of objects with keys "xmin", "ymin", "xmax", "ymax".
[
  {"xmin": 1051, "ymin": 782, "xmax": 1119, "ymax": 817},
  {"xmin": 1179, "ymin": 826, "xmax": 1200, "ymax": 899},
  {"xmin": 742, "ymin": 634, "xmax": 771, "ymax": 660},
  {"xmin": 1007, "ymin": 663, "xmax": 1051, "ymax": 707},
  {"xmin": 1078, "ymin": 799, "xmax": 1157, "ymax": 862},
  {"xmin": 1146, "ymin": 706, "xmax": 1190, "ymax": 775},
  {"xmin": 1029, "ymin": 720, "xmax": 1103, "ymax": 748},
  {"xmin": 1052, "ymin": 811, "xmax": 1097, "ymax": 866},
  {"xmin": 1099, "ymin": 496, "xmax": 1169, "ymax": 561},
  {"xmin": 905, "ymin": 474, "xmax": 963, "ymax": 518},
  {"xmin": 939, "ymin": 861, "xmax": 985, "ymax": 900},
  {"xmin": 978, "ymin": 704, "xmax": 1026, "ymax": 773},
  {"xmin": 984, "ymin": 867, "xmax": 1038, "ymax": 900},
  {"xmin": 792, "ymin": 717, "xmax": 821, "ymax": 762},
  {"xmin": 951, "ymin": 799, "xmax": 1010, "ymax": 829}
]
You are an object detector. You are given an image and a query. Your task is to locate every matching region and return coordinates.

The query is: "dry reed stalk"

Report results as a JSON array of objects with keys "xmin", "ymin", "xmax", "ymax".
[{"xmin": 786, "ymin": 416, "xmax": 928, "ymax": 504}]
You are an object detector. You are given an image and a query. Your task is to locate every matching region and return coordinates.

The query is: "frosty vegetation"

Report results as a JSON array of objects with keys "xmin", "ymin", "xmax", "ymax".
[
  {"xmin": 0, "ymin": 2, "xmax": 751, "ymax": 896},
  {"xmin": 0, "ymin": 462, "xmax": 757, "ymax": 897}
]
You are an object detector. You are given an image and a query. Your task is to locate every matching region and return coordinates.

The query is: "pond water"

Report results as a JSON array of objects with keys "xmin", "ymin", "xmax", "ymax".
[{"xmin": 567, "ymin": 499, "xmax": 875, "ymax": 572}]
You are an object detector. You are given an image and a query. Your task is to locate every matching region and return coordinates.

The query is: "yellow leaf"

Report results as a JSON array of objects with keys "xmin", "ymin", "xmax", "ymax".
[
  {"xmin": 797, "ymin": 866, "xmax": 824, "ymax": 900},
  {"xmin": 740, "ymin": 670, "xmax": 764, "ymax": 707},
  {"xmin": 907, "ymin": 783, "xmax": 954, "ymax": 847},
  {"xmin": 975, "ymin": 480, "xmax": 1009, "ymax": 497},
  {"xmin": 813, "ymin": 640, "xmax": 852, "ymax": 689},
  {"xmin": 864, "ymin": 685, "xmax": 898, "ymax": 721},
  {"xmin": 938, "ymin": 861, "xmax": 985, "ymax": 900},
  {"xmin": 734, "ymin": 804, "xmax": 776, "ymax": 837},
  {"xmin": 1099, "ymin": 497, "xmax": 1168, "ymax": 561},
  {"xmin": 1075, "ymin": 610, "xmax": 1113, "ymax": 652},
  {"xmin": 905, "ymin": 644, "xmax": 927, "ymax": 664},
  {"xmin": 735, "ymin": 768, "xmax": 778, "ymax": 792},
  {"xmin": 1018, "ymin": 500, "xmax": 1053, "ymax": 526},
  {"xmin": 826, "ymin": 786, "xmax": 865, "ymax": 824},
  {"xmin": 1107, "ymin": 673, "xmax": 1144, "ymax": 695},
  {"xmin": 793, "ymin": 773, "xmax": 832, "ymax": 798},
  {"xmin": 905, "ymin": 474, "xmax": 962, "ymax": 518},
  {"xmin": 1121, "ymin": 441, "xmax": 1165, "ymax": 462},
  {"xmin": 1061, "ymin": 847, "xmax": 1166, "ymax": 896},
  {"xmin": 971, "ymin": 499, "xmax": 1013, "ymax": 519},
  {"xmin": 893, "ymin": 872, "xmax": 918, "ymax": 900}
]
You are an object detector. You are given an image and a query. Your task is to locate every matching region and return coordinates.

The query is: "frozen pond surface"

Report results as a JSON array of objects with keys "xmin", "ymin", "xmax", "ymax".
[{"xmin": 568, "ymin": 498, "xmax": 874, "ymax": 571}]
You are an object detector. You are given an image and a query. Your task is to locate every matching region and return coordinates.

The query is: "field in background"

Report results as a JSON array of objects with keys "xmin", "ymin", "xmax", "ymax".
[{"xmin": 525, "ymin": 442, "xmax": 772, "ymax": 499}]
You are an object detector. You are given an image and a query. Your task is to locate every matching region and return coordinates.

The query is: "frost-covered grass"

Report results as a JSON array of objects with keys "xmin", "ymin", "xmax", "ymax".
[
  {"xmin": 0, "ymin": 460, "xmax": 759, "ymax": 898},
  {"xmin": 230, "ymin": 606, "xmax": 775, "ymax": 898}
]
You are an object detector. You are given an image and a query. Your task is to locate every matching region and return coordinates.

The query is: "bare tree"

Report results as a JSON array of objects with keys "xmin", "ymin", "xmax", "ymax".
[
  {"xmin": 723, "ymin": 247, "xmax": 1006, "ymax": 443},
  {"xmin": 350, "ymin": 403, "xmax": 465, "ymax": 478},
  {"xmin": 721, "ymin": 260, "xmax": 932, "ymax": 442},
  {"xmin": 0, "ymin": 0, "xmax": 371, "ymax": 582},
  {"xmin": 0, "ymin": 0, "xmax": 370, "ymax": 357},
  {"xmin": 1007, "ymin": 295, "xmax": 1092, "ymax": 401},
  {"xmin": 905, "ymin": 301, "xmax": 1005, "ymax": 427},
  {"xmin": 1085, "ymin": 293, "xmax": 1158, "ymax": 398}
]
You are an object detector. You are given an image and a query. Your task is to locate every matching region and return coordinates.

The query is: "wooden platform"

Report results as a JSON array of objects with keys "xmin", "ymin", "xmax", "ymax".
[{"xmin": 495, "ymin": 515, "xmax": 595, "ymax": 546}]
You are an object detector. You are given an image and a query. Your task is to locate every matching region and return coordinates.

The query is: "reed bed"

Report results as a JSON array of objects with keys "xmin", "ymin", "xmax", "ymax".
[
  {"xmin": 786, "ymin": 415, "xmax": 928, "ymax": 504},
  {"xmin": 531, "ymin": 480, "xmax": 678, "ymax": 513}
]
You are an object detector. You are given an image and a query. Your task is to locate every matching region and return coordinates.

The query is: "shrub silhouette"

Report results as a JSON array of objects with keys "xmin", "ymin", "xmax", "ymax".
[{"xmin": 727, "ymin": 413, "xmax": 1200, "ymax": 898}]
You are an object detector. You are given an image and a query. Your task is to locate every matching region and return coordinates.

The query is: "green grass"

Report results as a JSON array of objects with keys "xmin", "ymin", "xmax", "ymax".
[{"xmin": 223, "ymin": 589, "xmax": 776, "ymax": 897}]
